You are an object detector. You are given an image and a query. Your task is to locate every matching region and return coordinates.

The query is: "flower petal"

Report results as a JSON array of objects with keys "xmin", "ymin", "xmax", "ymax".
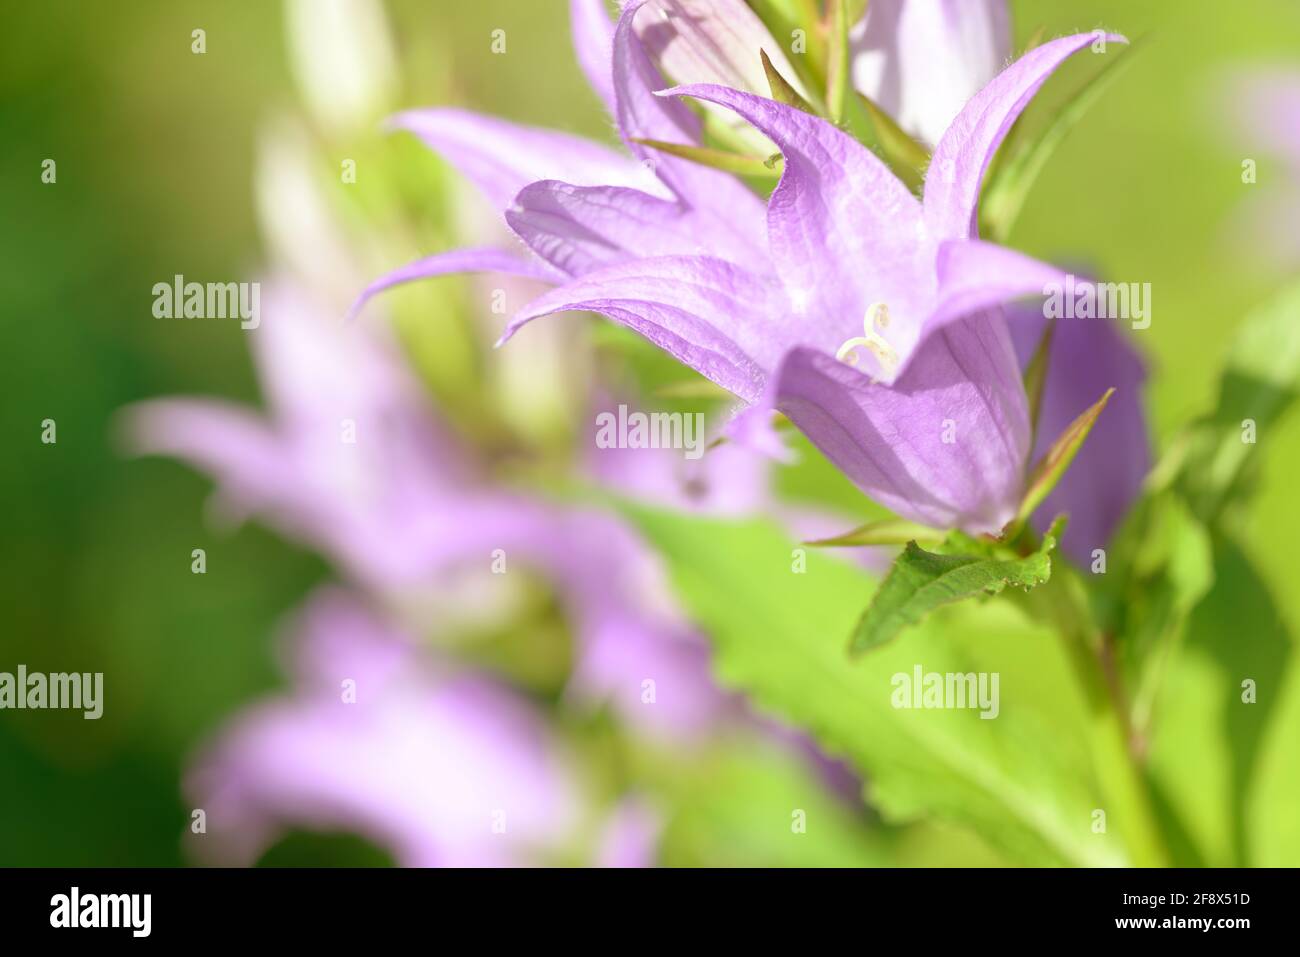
[
  {"xmin": 851, "ymin": 0, "xmax": 1011, "ymax": 147},
  {"xmin": 612, "ymin": 0, "xmax": 768, "ymax": 232},
  {"xmin": 500, "ymin": 255, "xmax": 786, "ymax": 403},
  {"xmin": 926, "ymin": 238, "xmax": 1069, "ymax": 346},
  {"xmin": 570, "ymin": 0, "xmax": 618, "ymax": 115},
  {"xmin": 662, "ymin": 82, "xmax": 931, "ymax": 359},
  {"xmin": 506, "ymin": 179, "xmax": 765, "ymax": 278},
  {"xmin": 124, "ymin": 398, "xmax": 295, "ymax": 520},
  {"xmin": 774, "ymin": 314, "xmax": 1030, "ymax": 533},
  {"xmin": 925, "ymin": 32, "xmax": 1128, "ymax": 241},
  {"xmin": 348, "ymin": 246, "xmax": 562, "ymax": 322},
  {"xmin": 186, "ymin": 589, "xmax": 578, "ymax": 867},
  {"xmin": 390, "ymin": 108, "xmax": 660, "ymax": 212},
  {"xmin": 636, "ymin": 0, "xmax": 810, "ymax": 102}
]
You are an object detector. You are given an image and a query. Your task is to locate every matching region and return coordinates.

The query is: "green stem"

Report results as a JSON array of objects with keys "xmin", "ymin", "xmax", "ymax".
[{"xmin": 1037, "ymin": 571, "xmax": 1171, "ymax": 867}]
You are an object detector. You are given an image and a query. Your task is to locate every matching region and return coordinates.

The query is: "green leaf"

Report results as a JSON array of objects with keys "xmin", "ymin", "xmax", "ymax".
[
  {"xmin": 631, "ymin": 137, "xmax": 783, "ymax": 180},
  {"xmin": 1175, "ymin": 278, "xmax": 1300, "ymax": 524},
  {"xmin": 746, "ymin": 0, "xmax": 828, "ymax": 90},
  {"xmin": 655, "ymin": 742, "xmax": 889, "ymax": 866},
  {"xmin": 857, "ymin": 92, "xmax": 928, "ymax": 191},
  {"xmin": 761, "ymin": 49, "xmax": 816, "ymax": 114},
  {"xmin": 620, "ymin": 505, "xmax": 1125, "ymax": 866},
  {"xmin": 982, "ymin": 42, "xmax": 1137, "ymax": 242},
  {"xmin": 805, "ymin": 517, "xmax": 945, "ymax": 548},
  {"xmin": 1145, "ymin": 538, "xmax": 1295, "ymax": 865},
  {"xmin": 1017, "ymin": 387, "xmax": 1114, "ymax": 526},
  {"xmin": 824, "ymin": 0, "xmax": 875, "ymax": 144},
  {"xmin": 850, "ymin": 517, "xmax": 1066, "ymax": 654},
  {"xmin": 1022, "ymin": 316, "xmax": 1057, "ymax": 436}
]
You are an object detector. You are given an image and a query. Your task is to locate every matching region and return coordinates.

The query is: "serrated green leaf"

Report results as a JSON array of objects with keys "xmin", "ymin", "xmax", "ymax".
[
  {"xmin": 619, "ymin": 505, "xmax": 1123, "ymax": 867},
  {"xmin": 631, "ymin": 137, "xmax": 783, "ymax": 179},
  {"xmin": 982, "ymin": 42, "xmax": 1137, "ymax": 242},
  {"xmin": 1017, "ymin": 388, "xmax": 1114, "ymax": 526},
  {"xmin": 850, "ymin": 517, "xmax": 1065, "ymax": 654},
  {"xmin": 805, "ymin": 517, "xmax": 945, "ymax": 548}
]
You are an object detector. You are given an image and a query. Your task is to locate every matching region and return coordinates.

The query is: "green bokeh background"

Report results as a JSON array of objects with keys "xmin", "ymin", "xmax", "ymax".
[{"xmin": 1, "ymin": 0, "xmax": 1297, "ymax": 866}]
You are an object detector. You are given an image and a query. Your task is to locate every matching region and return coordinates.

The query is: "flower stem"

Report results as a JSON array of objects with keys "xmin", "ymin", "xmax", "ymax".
[{"xmin": 1037, "ymin": 570, "xmax": 1171, "ymax": 867}]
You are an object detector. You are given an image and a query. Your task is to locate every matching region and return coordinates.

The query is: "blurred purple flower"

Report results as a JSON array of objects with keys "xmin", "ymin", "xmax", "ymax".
[
  {"xmin": 851, "ymin": 0, "xmax": 1011, "ymax": 147},
  {"xmin": 126, "ymin": 283, "xmax": 732, "ymax": 741},
  {"xmin": 1224, "ymin": 69, "xmax": 1300, "ymax": 269},
  {"xmin": 187, "ymin": 588, "xmax": 577, "ymax": 867}
]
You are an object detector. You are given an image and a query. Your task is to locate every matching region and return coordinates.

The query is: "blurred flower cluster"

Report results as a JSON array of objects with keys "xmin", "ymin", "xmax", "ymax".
[{"xmin": 125, "ymin": 0, "xmax": 1300, "ymax": 869}]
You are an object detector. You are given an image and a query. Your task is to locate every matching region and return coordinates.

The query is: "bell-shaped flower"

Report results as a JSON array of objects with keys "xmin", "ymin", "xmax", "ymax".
[{"xmin": 501, "ymin": 34, "xmax": 1125, "ymax": 533}]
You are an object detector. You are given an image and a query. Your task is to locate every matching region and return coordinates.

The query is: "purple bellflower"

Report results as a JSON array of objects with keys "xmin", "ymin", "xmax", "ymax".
[
  {"xmin": 352, "ymin": 2, "xmax": 1133, "ymax": 538},
  {"xmin": 501, "ymin": 28, "xmax": 1126, "ymax": 534}
]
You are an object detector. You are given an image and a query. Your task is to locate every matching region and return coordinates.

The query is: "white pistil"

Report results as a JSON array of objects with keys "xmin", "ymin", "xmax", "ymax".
[{"xmin": 835, "ymin": 302, "xmax": 900, "ymax": 381}]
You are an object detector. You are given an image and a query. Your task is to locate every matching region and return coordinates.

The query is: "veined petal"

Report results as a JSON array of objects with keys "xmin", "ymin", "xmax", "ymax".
[
  {"xmin": 775, "ymin": 314, "xmax": 1030, "ymax": 533},
  {"xmin": 925, "ymin": 32, "xmax": 1128, "ymax": 241},
  {"xmin": 636, "ymin": 0, "xmax": 809, "ymax": 102},
  {"xmin": 612, "ymin": 0, "xmax": 768, "ymax": 231},
  {"xmin": 570, "ymin": 0, "xmax": 618, "ymax": 115},
  {"xmin": 348, "ymin": 246, "xmax": 562, "ymax": 321},
  {"xmin": 926, "ymin": 238, "xmax": 1070, "ymax": 350},
  {"xmin": 506, "ymin": 179, "xmax": 765, "ymax": 278},
  {"xmin": 851, "ymin": 0, "xmax": 1011, "ymax": 148},
  {"xmin": 1008, "ymin": 303, "xmax": 1150, "ymax": 564},
  {"xmin": 390, "ymin": 108, "xmax": 661, "ymax": 212},
  {"xmin": 662, "ymin": 83, "xmax": 931, "ymax": 358},
  {"xmin": 500, "ymin": 255, "xmax": 786, "ymax": 403}
]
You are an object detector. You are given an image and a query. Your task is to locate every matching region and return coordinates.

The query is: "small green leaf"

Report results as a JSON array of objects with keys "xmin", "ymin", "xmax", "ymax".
[
  {"xmin": 850, "ymin": 517, "xmax": 1066, "ymax": 654},
  {"xmin": 805, "ymin": 517, "xmax": 945, "ymax": 548},
  {"xmin": 1017, "ymin": 387, "xmax": 1114, "ymax": 526},
  {"xmin": 1022, "ymin": 315, "xmax": 1058, "ymax": 436},
  {"xmin": 761, "ymin": 49, "xmax": 816, "ymax": 114},
  {"xmin": 857, "ymin": 92, "xmax": 928, "ymax": 191},
  {"xmin": 982, "ymin": 42, "xmax": 1137, "ymax": 242},
  {"xmin": 632, "ymin": 138, "xmax": 783, "ymax": 179},
  {"xmin": 823, "ymin": 0, "xmax": 875, "ymax": 146}
]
